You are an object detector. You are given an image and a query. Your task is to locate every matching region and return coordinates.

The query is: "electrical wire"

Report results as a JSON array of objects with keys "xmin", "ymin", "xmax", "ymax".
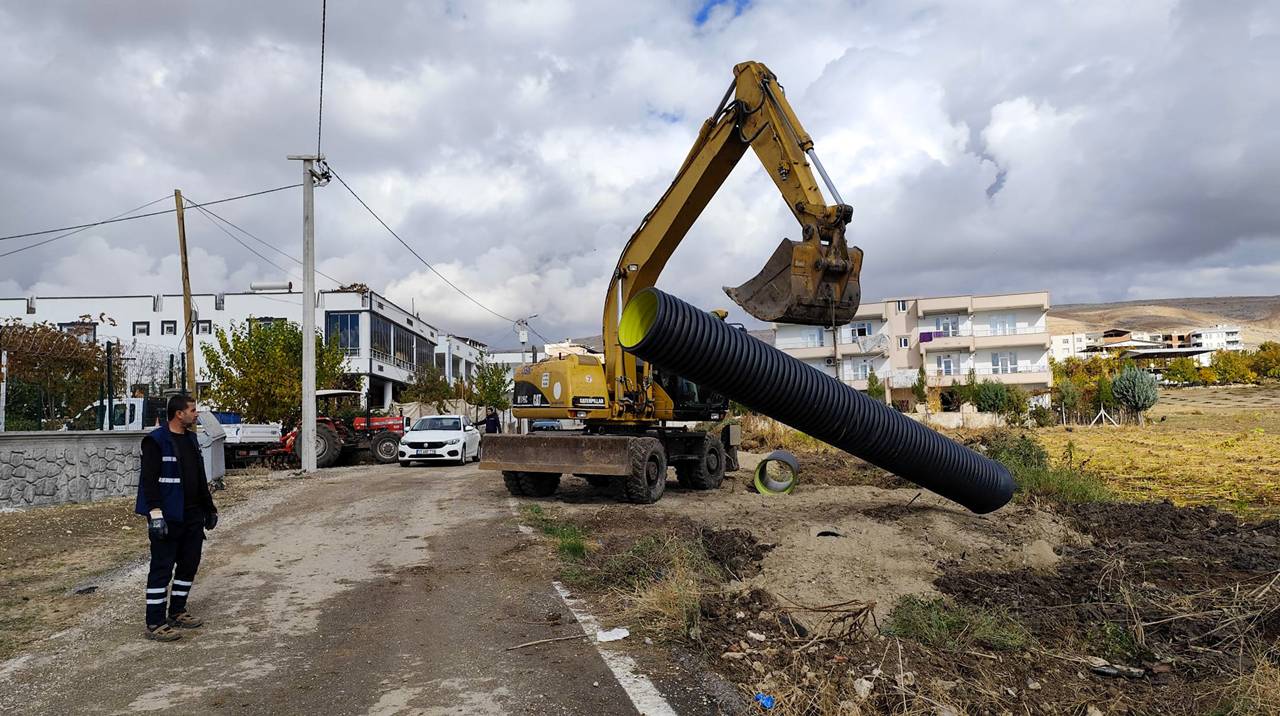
[
  {"xmin": 0, "ymin": 195, "xmax": 171, "ymax": 259},
  {"xmin": 187, "ymin": 198, "xmax": 347, "ymax": 286},
  {"xmin": 187, "ymin": 201, "xmax": 299, "ymax": 280},
  {"xmin": 326, "ymin": 164, "xmax": 520, "ymax": 324},
  {"xmin": 0, "ymin": 183, "xmax": 303, "ymax": 243},
  {"xmin": 316, "ymin": 0, "xmax": 327, "ymax": 157}
]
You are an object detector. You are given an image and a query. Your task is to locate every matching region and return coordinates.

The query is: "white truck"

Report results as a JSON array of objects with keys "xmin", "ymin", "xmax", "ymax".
[{"xmin": 65, "ymin": 398, "xmax": 281, "ymax": 468}]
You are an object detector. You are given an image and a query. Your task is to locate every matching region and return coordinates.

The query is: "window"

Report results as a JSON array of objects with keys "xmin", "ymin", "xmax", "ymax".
[
  {"xmin": 799, "ymin": 328, "xmax": 824, "ymax": 348},
  {"xmin": 934, "ymin": 315, "xmax": 959, "ymax": 337},
  {"xmin": 393, "ymin": 325, "xmax": 416, "ymax": 370},
  {"xmin": 851, "ymin": 321, "xmax": 872, "ymax": 337},
  {"xmin": 411, "ymin": 416, "xmax": 460, "ymax": 431},
  {"xmin": 415, "ymin": 336, "xmax": 435, "ymax": 369},
  {"xmin": 133, "ymin": 321, "xmax": 150, "ymax": 336},
  {"xmin": 898, "ymin": 336, "xmax": 909, "ymax": 349},
  {"xmin": 59, "ymin": 322, "xmax": 96, "ymax": 343},
  {"xmin": 853, "ymin": 360, "xmax": 871, "ymax": 381},
  {"xmin": 895, "ymin": 300, "xmax": 908, "ymax": 313},
  {"xmin": 196, "ymin": 320, "xmax": 212, "ymax": 335},
  {"xmin": 327, "ymin": 312, "xmax": 361, "ymax": 355},
  {"xmin": 371, "ymin": 315, "xmax": 393, "ymax": 362},
  {"xmin": 991, "ymin": 351, "xmax": 1019, "ymax": 374},
  {"xmin": 989, "ymin": 314, "xmax": 1014, "ymax": 336},
  {"xmin": 936, "ymin": 354, "xmax": 954, "ymax": 376},
  {"xmin": 161, "ymin": 321, "xmax": 177, "ymax": 336}
]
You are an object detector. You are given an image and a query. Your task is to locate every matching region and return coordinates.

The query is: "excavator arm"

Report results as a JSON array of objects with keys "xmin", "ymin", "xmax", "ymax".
[{"xmin": 602, "ymin": 61, "xmax": 863, "ymax": 419}]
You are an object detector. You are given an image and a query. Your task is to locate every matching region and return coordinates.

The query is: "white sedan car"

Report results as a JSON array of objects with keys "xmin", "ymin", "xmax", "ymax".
[{"xmin": 398, "ymin": 415, "xmax": 482, "ymax": 466}]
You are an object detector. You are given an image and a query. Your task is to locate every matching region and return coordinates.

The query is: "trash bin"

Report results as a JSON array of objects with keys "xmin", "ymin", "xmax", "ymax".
[{"xmin": 195, "ymin": 411, "xmax": 226, "ymax": 487}]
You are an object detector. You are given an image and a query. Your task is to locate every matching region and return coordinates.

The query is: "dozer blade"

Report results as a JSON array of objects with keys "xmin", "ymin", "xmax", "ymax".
[
  {"xmin": 724, "ymin": 238, "xmax": 862, "ymax": 325},
  {"xmin": 479, "ymin": 434, "xmax": 635, "ymax": 476}
]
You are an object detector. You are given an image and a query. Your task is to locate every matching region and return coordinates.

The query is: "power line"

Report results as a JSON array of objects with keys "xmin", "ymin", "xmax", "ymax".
[
  {"xmin": 316, "ymin": 0, "xmax": 328, "ymax": 157},
  {"xmin": 326, "ymin": 164, "xmax": 520, "ymax": 324},
  {"xmin": 0, "ymin": 195, "xmax": 171, "ymax": 260},
  {"xmin": 186, "ymin": 198, "xmax": 347, "ymax": 286},
  {"xmin": 187, "ymin": 201, "xmax": 298, "ymax": 280},
  {"xmin": 0, "ymin": 183, "xmax": 303, "ymax": 243}
]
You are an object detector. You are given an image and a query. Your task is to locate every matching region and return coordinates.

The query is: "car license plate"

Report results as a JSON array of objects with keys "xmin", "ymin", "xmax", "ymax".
[{"xmin": 417, "ymin": 449, "xmax": 433, "ymax": 456}]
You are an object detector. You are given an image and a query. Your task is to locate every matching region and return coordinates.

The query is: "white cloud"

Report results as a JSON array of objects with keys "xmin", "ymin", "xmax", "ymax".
[{"xmin": 1, "ymin": 0, "xmax": 1277, "ymax": 344}]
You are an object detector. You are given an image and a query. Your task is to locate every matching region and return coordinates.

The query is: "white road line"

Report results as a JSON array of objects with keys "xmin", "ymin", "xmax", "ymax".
[
  {"xmin": 506, "ymin": 498, "xmax": 535, "ymax": 534},
  {"xmin": 552, "ymin": 581, "xmax": 678, "ymax": 716}
]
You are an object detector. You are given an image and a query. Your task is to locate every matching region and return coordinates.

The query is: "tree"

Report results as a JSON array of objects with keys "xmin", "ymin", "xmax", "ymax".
[
  {"xmin": 471, "ymin": 357, "xmax": 513, "ymax": 411},
  {"xmin": 954, "ymin": 368, "xmax": 979, "ymax": 406},
  {"xmin": 865, "ymin": 369, "xmax": 885, "ymax": 402},
  {"xmin": 0, "ymin": 320, "xmax": 114, "ymax": 429},
  {"xmin": 1251, "ymin": 342, "xmax": 1280, "ymax": 380},
  {"xmin": 1163, "ymin": 357, "xmax": 1202, "ymax": 385},
  {"xmin": 199, "ymin": 320, "xmax": 347, "ymax": 424},
  {"xmin": 974, "ymin": 380, "xmax": 1008, "ymax": 413},
  {"xmin": 1001, "ymin": 385, "xmax": 1030, "ymax": 424},
  {"xmin": 1055, "ymin": 379, "xmax": 1082, "ymax": 421},
  {"xmin": 402, "ymin": 362, "xmax": 453, "ymax": 413},
  {"xmin": 912, "ymin": 365, "xmax": 928, "ymax": 405},
  {"xmin": 1210, "ymin": 350, "xmax": 1256, "ymax": 385},
  {"xmin": 1198, "ymin": 366, "xmax": 1219, "ymax": 385},
  {"xmin": 1096, "ymin": 375, "xmax": 1116, "ymax": 411},
  {"xmin": 1112, "ymin": 365, "xmax": 1158, "ymax": 423}
]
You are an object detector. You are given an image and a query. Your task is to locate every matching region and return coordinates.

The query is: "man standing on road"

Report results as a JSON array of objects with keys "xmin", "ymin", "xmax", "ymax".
[
  {"xmin": 483, "ymin": 407, "xmax": 502, "ymax": 434},
  {"xmin": 134, "ymin": 394, "xmax": 218, "ymax": 642}
]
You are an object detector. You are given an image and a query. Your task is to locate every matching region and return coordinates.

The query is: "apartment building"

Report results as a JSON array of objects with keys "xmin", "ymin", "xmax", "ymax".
[
  {"xmin": 0, "ymin": 288, "xmax": 481, "ymax": 409},
  {"xmin": 775, "ymin": 291, "xmax": 1052, "ymax": 406}
]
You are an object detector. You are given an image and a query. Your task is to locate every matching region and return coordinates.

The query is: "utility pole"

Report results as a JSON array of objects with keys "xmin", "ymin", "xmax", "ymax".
[
  {"xmin": 174, "ymin": 189, "xmax": 197, "ymax": 396},
  {"xmin": 287, "ymin": 154, "xmax": 323, "ymax": 472},
  {"xmin": 0, "ymin": 350, "xmax": 7, "ymax": 432},
  {"xmin": 106, "ymin": 340, "xmax": 114, "ymax": 431}
]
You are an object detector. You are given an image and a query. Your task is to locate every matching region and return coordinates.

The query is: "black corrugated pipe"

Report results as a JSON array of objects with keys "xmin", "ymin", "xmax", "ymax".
[{"xmin": 619, "ymin": 288, "xmax": 1015, "ymax": 514}]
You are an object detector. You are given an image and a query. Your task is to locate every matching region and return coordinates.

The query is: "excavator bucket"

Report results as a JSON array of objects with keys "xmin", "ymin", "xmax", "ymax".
[{"xmin": 725, "ymin": 237, "xmax": 863, "ymax": 325}]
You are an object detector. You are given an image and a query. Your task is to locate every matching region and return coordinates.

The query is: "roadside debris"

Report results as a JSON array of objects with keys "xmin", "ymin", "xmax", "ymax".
[
  {"xmin": 596, "ymin": 627, "xmax": 629, "ymax": 643},
  {"xmin": 504, "ymin": 633, "xmax": 587, "ymax": 651}
]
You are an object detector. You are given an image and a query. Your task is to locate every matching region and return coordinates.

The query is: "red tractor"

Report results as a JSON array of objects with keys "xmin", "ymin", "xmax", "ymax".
[{"xmin": 271, "ymin": 389, "xmax": 407, "ymax": 468}]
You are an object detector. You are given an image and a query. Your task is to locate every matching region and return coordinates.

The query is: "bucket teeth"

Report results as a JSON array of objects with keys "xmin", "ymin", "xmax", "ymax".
[{"xmin": 725, "ymin": 238, "xmax": 861, "ymax": 325}]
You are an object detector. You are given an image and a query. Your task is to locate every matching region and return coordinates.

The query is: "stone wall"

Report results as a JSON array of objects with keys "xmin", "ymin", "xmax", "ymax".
[{"xmin": 0, "ymin": 431, "xmax": 145, "ymax": 509}]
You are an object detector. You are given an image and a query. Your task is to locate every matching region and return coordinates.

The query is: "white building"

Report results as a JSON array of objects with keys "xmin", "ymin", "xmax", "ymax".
[
  {"xmin": 0, "ymin": 288, "xmax": 483, "ymax": 409},
  {"xmin": 1051, "ymin": 332, "xmax": 1094, "ymax": 361},
  {"xmin": 775, "ymin": 291, "xmax": 1052, "ymax": 407},
  {"xmin": 1188, "ymin": 325, "xmax": 1244, "ymax": 363}
]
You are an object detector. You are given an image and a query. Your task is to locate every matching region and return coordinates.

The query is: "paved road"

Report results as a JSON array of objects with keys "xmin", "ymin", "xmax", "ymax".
[{"xmin": 0, "ymin": 463, "xmax": 722, "ymax": 715}]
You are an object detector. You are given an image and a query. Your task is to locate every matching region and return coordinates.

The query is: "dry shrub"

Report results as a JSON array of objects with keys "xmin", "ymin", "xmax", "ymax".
[
  {"xmin": 1221, "ymin": 649, "xmax": 1280, "ymax": 715},
  {"xmin": 739, "ymin": 414, "xmax": 836, "ymax": 453}
]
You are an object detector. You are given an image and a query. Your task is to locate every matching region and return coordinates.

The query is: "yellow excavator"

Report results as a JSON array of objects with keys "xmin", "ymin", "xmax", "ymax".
[{"xmin": 479, "ymin": 61, "xmax": 863, "ymax": 502}]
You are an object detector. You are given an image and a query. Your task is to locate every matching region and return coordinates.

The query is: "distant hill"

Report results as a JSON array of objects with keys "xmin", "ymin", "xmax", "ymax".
[{"xmin": 1048, "ymin": 296, "xmax": 1280, "ymax": 346}]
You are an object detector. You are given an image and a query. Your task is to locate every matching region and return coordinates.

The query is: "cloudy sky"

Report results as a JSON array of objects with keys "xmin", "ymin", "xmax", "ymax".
[{"xmin": 1, "ymin": 0, "xmax": 1276, "ymax": 347}]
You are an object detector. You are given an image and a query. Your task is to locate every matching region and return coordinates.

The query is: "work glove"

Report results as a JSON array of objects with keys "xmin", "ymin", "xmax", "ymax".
[
  {"xmin": 148, "ymin": 516, "xmax": 169, "ymax": 540},
  {"xmin": 205, "ymin": 512, "xmax": 218, "ymax": 530}
]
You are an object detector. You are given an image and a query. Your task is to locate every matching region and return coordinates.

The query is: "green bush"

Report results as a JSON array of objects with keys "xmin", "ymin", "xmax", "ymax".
[
  {"xmin": 974, "ymin": 381, "xmax": 1007, "ymax": 413},
  {"xmin": 1030, "ymin": 404, "xmax": 1056, "ymax": 427},
  {"xmin": 865, "ymin": 369, "xmax": 885, "ymax": 401},
  {"xmin": 1112, "ymin": 365, "xmax": 1158, "ymax": 415},
  {"xmin": 887, "ymin": 596, "xmax": 1029, "ymax": 651}
]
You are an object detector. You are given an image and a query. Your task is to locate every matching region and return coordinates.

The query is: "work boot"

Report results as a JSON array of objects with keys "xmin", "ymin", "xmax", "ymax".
[
  {"xmin": 145, "ymin": 623, "xmax": 182, "ymax": 642},
  {"xmin": 167, "ymin": 612, "xmax": 204, "ymax": 629}
]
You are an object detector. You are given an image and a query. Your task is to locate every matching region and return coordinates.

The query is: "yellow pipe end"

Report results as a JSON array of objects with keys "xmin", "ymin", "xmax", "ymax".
[{"xmin": 619, "ymin": 290, "xmax": 659, "ymax": 348}]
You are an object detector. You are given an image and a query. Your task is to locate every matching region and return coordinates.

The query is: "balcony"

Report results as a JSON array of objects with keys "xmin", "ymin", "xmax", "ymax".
[
  {"xmin": 972, "ymin": 327, "xmax": 1051, "ymax": 350},
  {"xmin": 919, "ymin": 332, "xmax": 972, "ymax": 353},
  {"xmin": 925, "ymin": 365, "xmax": 1052, "ymax": 387},
  {"xmin": 780, "ymin": 344, "xmax": 833, "ymax": 360},
  {"xmin": 972, "ymin": 291, "xmax": 1049, "ymax": 312},
  {"xmin": 837, "ymin": 334, "xmax": 889, "ymax": 356},
  {"xmin": 916, "ymin": 296, "xmax": 971, "ymax": 317}
]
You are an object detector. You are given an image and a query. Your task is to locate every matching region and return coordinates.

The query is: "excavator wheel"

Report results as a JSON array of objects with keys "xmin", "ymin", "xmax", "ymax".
[
  {"xmin": 503, "ymin": 471, "xmax": 561, "ymax": 498},
  {"xmin": 620, "ymin": 438, "xmax": 666, "ymax": 504},
  {"xmin": 675, "ymin": 434, "xmax": 726, "ymax": 490}
]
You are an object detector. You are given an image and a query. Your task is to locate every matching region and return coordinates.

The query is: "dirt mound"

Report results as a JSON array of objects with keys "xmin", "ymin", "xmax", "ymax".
[{"xmin": 699, "ymin": 527, "xmax": 773, "ymax": 579}]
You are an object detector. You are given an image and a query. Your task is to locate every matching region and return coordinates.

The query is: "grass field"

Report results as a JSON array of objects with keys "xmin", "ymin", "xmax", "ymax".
[{"xmin": 1038, "ymin": 387, "xmax": 1280, "ymax": 518}]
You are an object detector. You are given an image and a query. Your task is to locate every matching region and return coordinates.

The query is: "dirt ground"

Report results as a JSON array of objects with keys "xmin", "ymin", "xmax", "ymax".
[
  {"xmin": 0, "ymin": 467, "xmax": 287, "ymax": 661},
  {"xmin": 1038, "ymin": 404, "xmax": 1280, "ymax": 519},
  {"xmin": 537, "ymin": 441, "xmax": 1280, "ymax": 715}
]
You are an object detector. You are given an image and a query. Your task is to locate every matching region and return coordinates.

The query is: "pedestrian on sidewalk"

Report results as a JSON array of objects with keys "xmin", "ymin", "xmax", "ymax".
[
  {"xmin": 483, "ymin": 407, "xmax": 502, "ymax": 434},
  {"xmin": 134, "ymin": 394, "xmax": 218, "ymax": 642}
]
